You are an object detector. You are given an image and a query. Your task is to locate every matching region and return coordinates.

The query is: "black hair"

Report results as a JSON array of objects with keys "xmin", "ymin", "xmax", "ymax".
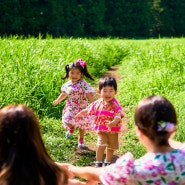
[
  {"xmin": 0, "ymin": 104, "xmax": 68, "ymax": 185},
  {"xmin": 98, "ymin": 76, "xmax": 117, "ymax": 91},
  {"xmin": 134, "ymin": 95, "xmax": 177, "ymax": 146},
  {"xmin": 61, "ymin": 60, "xmax": 94, "ymax": 81}
]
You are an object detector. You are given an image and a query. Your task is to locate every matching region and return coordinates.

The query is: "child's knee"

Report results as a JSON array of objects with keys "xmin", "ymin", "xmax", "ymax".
[{"xmin": 63, "ymin": 123, "xmax": 74, "ymax": 129}]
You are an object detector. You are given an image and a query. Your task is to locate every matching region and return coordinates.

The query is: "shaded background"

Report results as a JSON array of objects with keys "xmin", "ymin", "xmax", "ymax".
[{"xmin": 0, "ymin": 0, "xmax": 185, "ymax": 38}]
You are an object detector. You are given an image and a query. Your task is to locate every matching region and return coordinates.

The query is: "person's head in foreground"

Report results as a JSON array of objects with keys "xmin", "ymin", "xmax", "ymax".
[
  {"xmin": 0, "ymin": 104, "xmax": 68, "ymax": 185},
  {"xmin": 68, "ymin": 95, "xmax": 185, "ymax": 185},
  {"xmin": 135, "ymin": 95, "xmax": 177, "ymax": 149}
]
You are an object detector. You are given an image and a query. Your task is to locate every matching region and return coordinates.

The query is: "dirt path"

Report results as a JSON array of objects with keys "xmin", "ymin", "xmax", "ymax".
[{"xmin": 75, "ymin": 66, "xmax": 129, "ymax": 164}]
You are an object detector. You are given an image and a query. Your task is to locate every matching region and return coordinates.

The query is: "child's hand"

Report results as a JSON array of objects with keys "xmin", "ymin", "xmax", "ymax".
[
  {"xmin": 105, "ymin": 120, "xmax": 115, "ymax": 130},
  {"xmin": 55, "ymin": 162, "xmax": 74, "ymax": 179},
  {"xmin": 52, "ymin": 100, "xmax": 58, "ymax": 106}
]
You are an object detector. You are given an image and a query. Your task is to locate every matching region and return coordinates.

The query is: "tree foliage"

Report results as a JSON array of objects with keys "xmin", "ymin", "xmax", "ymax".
[{"xmin": 0, "ymin": 0, "xmax": 184, "ymax": 38}]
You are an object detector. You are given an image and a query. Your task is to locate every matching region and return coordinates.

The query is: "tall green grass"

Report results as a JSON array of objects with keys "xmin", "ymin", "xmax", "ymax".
[
  {"xmin": 0, "ymin": 37, "xmax": 129, "ymax": 162},
  {"xmin": 117, "ymin": 39, "xmax": 185, "ymax": 157},
  {"xmin": 0, "ymin": 37, "xmax": 129, "ymax": 117},
  {"xmin": 1, "ymin": 37, "xmax": 185, "ymax": 162}
]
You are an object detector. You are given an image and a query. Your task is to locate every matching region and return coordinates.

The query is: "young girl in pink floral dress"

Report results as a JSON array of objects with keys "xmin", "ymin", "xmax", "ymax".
[
  {"xmin": 68, "ymin": 95, "xmax": 185, "ymax": 184},
  {"xmin": 53, "ymin": 58, "xmax": 95, "ymax": 149}
]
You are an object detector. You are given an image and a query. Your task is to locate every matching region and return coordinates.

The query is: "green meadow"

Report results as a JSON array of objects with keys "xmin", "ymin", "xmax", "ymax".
[{"xmin": 1, "ymin": 37, "xmax": 185, "ymax": 165}]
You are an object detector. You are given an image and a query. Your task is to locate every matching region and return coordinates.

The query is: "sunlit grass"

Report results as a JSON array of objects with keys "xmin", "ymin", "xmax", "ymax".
[
  {"xmin": 117, "ymin": 38, "xmax": 185, "ymax": 157},
  {"xmin": 1, "ymin": 37, "xmax": 185, "ymax": 162}
]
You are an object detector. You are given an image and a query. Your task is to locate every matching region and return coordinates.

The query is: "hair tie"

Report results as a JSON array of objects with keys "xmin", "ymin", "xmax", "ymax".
[
  {"xmin": 157, "ymin": 121, "xmax": 176, "ymax": 132},
  {"xmin": 77, "ymin": 58, "xmax": 86, "ymax": 67}
]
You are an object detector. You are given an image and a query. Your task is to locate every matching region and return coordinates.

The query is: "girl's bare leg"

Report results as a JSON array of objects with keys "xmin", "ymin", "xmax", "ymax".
[
  {"xmin": 64, "ymin": 123, "xmax": 75, "ymax": 138},
  {"xmin": 79, "ymin": 128, "xmax": 85, "ymax": 138}
]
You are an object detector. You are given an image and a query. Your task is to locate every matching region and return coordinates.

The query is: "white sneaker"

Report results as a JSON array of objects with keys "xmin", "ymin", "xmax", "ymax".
[
  {"xmin": 65, "ymin": 131, "xmax": 72, "ymax": 139},
  {"xmin": 78, "ymin": 143, "xmax": 85, "ymax": 149}
]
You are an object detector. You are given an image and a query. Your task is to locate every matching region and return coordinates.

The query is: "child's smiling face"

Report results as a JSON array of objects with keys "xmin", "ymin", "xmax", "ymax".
[
  {"xmin": 69, "ymin": 68, "xmax": 82, "ymax": 82},
  {"xmin": 99, "ymin": 85, "xmax": 117, "ymax": 102}
]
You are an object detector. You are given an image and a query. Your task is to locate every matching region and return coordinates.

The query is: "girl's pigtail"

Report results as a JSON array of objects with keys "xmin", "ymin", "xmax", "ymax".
[
  {"xmin": 82, "ymin": 65, "xmax": 94, "ymax": 81},
  {"xmin": 61, "ymin": 64, "xmax": 69, "ymax": 80}
]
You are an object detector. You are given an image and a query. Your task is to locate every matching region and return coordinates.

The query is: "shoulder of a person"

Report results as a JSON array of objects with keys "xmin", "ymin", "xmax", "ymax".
[
  {"xmin": 80, "ymin": 79, "xmax": 87, "ymax": 83},
  {"xmin": 116, "ymin": 152, "xmax": 134, "ymax": 163},
  {"xmin": 111, "ymin": 98, "xmax": 121, "ymax": 106},
  {"xmin": 87, "ymin": 98, "xmax": 102, "ymax": 109},
  {"xmin": 89, "ymin": 98, "xmax": 103, "ymax": 105},
  {"xmin": 80, "ymin": 79, "xmax": 93, "ymax": 86},
  {"xmin": 62, "ymin": 80, "xmax": 72, "ymax": 86},
  {"xmin": 97, "ymin": 98, "xmax": 104, "ymax": 103}
]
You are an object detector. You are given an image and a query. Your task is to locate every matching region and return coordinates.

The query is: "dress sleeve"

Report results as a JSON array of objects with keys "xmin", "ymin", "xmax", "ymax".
[
  {"xmin": 100, "ymin": 152, "xmax": 135, "ymax": 185},
  {"xmin": 82, "ymin": 80, "xmax": 95, "ymax": 94},
  {"xmin": 61, "ymin": 82, "xmax": 70, "ymax": 94},
  {"xmin": 115, "ymin": 108, "xmax": 124, "ymax": 119},
  {"xmin": 113, "ymin": 99, "xmax": 124, "ymax": 118}
]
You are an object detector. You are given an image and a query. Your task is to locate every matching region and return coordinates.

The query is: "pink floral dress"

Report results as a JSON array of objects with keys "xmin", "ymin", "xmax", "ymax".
[
  {"xmin": 87, "ymin": 98, "xmax": 124, "ymax": 133},
  {"xmin": 61, "ymin": 79, "xmax": 95, "ymax": 130},
  {"xmin": 100, "ymin": 150, "xmax": 185, "ymax": 184}
]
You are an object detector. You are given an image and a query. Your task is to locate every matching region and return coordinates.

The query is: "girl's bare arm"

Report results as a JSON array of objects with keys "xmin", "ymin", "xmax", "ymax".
[
  {"xmin": 53, "ymin": 93, "xmax": 68, "ymax": 106},
  {"xmin": 56, "ymin": 163, "xmax": 99, "ymax": 185},
  {"xmin": 69, "ymin": 165, "xmax": 102, "ymax": 183},
  {"xmin": 68, "ymin": 179, "xmax": 98, "ymax": 185}
]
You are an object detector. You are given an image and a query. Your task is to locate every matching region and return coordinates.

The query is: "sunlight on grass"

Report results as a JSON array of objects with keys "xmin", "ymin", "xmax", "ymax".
[
  {"xmin": 117, "ymin": 38, "xmax": 185, "ymax": 158},
  {"xmin": 1, "ymin": 37, "xmax": 185, "ymax": 161}
]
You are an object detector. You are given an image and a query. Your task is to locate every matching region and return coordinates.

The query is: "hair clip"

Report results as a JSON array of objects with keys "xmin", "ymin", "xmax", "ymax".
[
  {"xmin": 77, "ymin": 58, "xmax": 86, "ymax": 67},
  {"xmin": 157, "ymin": 121, "xmax": 176, "ymax": 132}
]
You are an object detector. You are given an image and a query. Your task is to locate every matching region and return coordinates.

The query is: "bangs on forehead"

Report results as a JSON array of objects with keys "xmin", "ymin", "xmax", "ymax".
[
  {"xmin": 68, "ymin": 63, "xmax": 83, "ymax": 72},
  {"xmin": 99, "ymin": 77, "xmax": 117, "ymax": 91},
  {"xmin": 69, "ymin": 67, "xmax": 81, "ymax": 71}
]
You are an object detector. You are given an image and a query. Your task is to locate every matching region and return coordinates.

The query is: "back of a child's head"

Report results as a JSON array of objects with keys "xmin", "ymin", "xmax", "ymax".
[
  {"xmin": 62, "ymin": 58, "xmax": 94, "ymax": 81},
  {"xmin": 99, "ymin": 76, "xmax": 117, "ymax": 91},
  {"xmin": 134, "ymin": 95, "xmax": 177, "ymax": 146}
]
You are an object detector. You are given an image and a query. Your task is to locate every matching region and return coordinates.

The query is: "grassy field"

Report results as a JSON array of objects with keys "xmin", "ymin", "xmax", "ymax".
[
  {"xmin": 1, "ymin": 37, "xmax": 185, "ymax": 165},
  {"xmin": 117, "ymin": 39, "xmax": 185, "ymax": 157}
]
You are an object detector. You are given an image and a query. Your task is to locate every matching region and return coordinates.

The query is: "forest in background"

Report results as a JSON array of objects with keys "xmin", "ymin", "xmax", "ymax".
[{"xmin": 0, "ymin": 0, "xmax": 185, "ymax": 38}]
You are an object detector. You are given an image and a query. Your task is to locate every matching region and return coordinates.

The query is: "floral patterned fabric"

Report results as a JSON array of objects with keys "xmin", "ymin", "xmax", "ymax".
[
  {"xmin": 61, "ymin": 79, "xmax": 95, "ymax": 130},
  {"xmin": 100, "ymin": 150, "xmax": 185, "ymax": 184},
  {"xmin": 86, "ymin": 98, "xmax": 124, "ymax": 133}
]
